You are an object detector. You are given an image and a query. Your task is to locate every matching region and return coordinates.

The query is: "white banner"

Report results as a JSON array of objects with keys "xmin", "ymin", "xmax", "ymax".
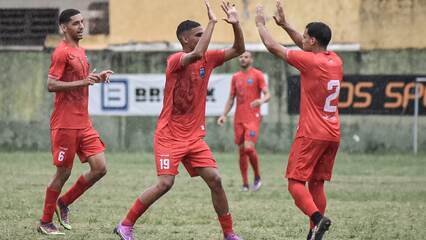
[{"xmin": 89, "ymin": 74, "xmax": 268, "ymax": 116}]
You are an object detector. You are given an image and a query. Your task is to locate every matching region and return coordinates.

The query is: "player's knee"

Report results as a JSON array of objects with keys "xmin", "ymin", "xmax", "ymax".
[
  {"xmin": 287, "ymin": 179, "xmax": 300, "ymax": 194},
  {"xmin": 208, "ymin": 174, "xmax": 223, "ymax": 191},
  {"xmin": 157, "ymin": 178, "xmax": 174, "ymax": 193},
  {"xmin": 55, "ymin": 169, "xmax": 72, "ymax": 183},
  {"xmin": 243, "ymin": 146, "xmax": 255, "ymax": 155},
  {"xmin": 98, "ymin": 167, "xmax": 107, "ymax": 178},
  {"xmin": 92, "ymin": 166, "xmax": 107, "ymax": 179}
]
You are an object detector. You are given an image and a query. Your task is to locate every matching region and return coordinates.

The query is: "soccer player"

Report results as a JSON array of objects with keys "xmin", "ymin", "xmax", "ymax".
[
  {"xmin": 255, "ymin": 1, "xmax": 343, "ymax": 240},
  {"xmin": 217, "ymin": 51, "xmax": 270, "ymax": 191},
  {"xmin": 114, "ymin": 1, "xmax": 245, "ymax": 240},
  {"xmin": 37, "ymin": 9, "xmax": 113, "ymax": 235}
]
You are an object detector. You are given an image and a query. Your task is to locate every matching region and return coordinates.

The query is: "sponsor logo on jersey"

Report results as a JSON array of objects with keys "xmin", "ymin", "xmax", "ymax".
[
  {"xmin": 247, "ymin": 78, "xmax": 253, "ymax": 85},
  {"xmin": 249, "ymin": 130, "xmax": 256, "ymax": 137}
]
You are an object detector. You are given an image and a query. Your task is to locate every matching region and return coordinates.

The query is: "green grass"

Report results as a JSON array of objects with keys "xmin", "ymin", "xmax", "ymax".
[{"xmin": 0, "ymin": 151, "xmax": 425, "ymax": 240}]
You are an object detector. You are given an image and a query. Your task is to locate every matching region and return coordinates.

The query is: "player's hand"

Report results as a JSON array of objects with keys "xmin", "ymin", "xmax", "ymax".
[
  {"xmin": 221, "ymin": 1, "xmax": 239, "ymax": 25},
  {"xmin": 217, "ymin": 115, "xmax": 227, "ymax": 126},
  {"xmin": 255, "ymin": 4, "xmax": 266, "ymax": 27},
  {"xmin": 205, "ymin": 0, "xmax": 218, "ymax": 23},
  {"xmin": 84, "ymin": 74, "xmax": 98, "ymax": 86},
  {"xmin": 99, "ymin": 70, "xmax": 114, "ymax": 83},
  {"xmin": 273, "ymin": 0, "xmax": 287, "ymax": 27},
  {"xmin": 250, "ymin": 99, "xmax": 263, "ymax": 108}
]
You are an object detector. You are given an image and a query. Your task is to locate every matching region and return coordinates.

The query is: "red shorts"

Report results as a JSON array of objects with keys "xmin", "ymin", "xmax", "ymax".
[
  {"xmin": 154, "ymin": 136, "xmax": 217, "ymax": 177},
  {"xmin": 234, "ymin": 121, "xmax": 260, "ymax": 145},
  {"xmin": 50, "ymin": 127, "xmax": 105, "ymax": 168},
  {"xmin": 285, "ymin": 136, "xmax": 339, "ymax": 181}
]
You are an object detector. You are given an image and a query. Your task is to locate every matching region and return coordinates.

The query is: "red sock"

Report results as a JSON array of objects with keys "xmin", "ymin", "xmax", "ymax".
[
  {"xmin": 122, "ymin": 198, "xmax": 148, "ymax": 226},
  {"xmin": 239, "ymin": 147, "xmax": 249, "ymax": 186},
  {"xmin": 288, "ymin": 179, "xmax": 319, "ymax": 217},
  {"xmin": 245, "ymin": 147, "xmax": 260, "ymax": 178},
  {"xmin": 218, "ymin": 213, "xmax": 234, "ymax": 236},
  {"xmin": 41, "ymin": 187, "xmax": 60, "ymax": 223},
  {"xmin": 59, "ymin": 175, "xmax": 91, "ymax": 206},
  {"xmin": 308, "ymin": 180, "xmax": 326, "ymax": 228}
]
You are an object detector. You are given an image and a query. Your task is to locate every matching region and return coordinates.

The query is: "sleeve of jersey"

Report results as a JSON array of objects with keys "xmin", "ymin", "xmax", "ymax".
[
  {"xmin": 257, "ymin": 71, "xmax": 267, "ymax": 90},
  {"xmin": 230, "ymin": 76, "xmax": 236, "ymax": 96},
  {"xmin": 166, "ymin": 52, "xmax": 186, "ymax": 73},
  {"xmin": 48, "ymin": 48, "xmax": 67, "ymax": 80},
  {"xmin": 286, "ymin": 50, "xmax": 315, "ymax": 72},
  {"xmin": 206, "ymin": 49, "xmax": 226, "ymax": 68}
]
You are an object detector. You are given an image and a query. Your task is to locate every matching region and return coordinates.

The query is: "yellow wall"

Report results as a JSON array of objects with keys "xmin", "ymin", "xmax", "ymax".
[{"xmin": 106, "ymin": 0, "xmax": 424, "ymax": 50}]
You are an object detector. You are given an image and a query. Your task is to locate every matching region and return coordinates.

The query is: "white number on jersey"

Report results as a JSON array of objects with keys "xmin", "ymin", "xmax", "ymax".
[
  {"xmin": 58, "ymin": 151, "xmax": 65, "ymax": 162},
  {"xmin": 160, "ymin": 158, "xmax": 170, "ymax": 170},
  {"xmin": 324, "ymin": 80, "xmax": 341, "ymax": 113}
]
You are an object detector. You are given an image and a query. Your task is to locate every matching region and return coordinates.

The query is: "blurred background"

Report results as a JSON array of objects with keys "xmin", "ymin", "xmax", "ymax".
[{"xmin": 0, "ymin": 0, "xmax": 425, "ymax": 153}]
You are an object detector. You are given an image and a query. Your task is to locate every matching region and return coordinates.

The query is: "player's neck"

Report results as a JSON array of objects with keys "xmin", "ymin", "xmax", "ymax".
[
  {"xmin": 311, "ymin": 46, "xmax": 327, "ymax": 53},
  {"xmin": 63, "ymin": 37, "xmax": 80, "ymax": 48},
  {"xmin": 241, "ymin": 66, "xmax": 251, "ymax": 72}
]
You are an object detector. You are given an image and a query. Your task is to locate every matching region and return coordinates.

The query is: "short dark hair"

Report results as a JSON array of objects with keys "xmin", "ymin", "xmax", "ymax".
[
  {"xmin": 305, "ymin": 22, "xmax": 332, "ymax": 48},
  {"xmin": 176, "ymin": 20, "xmax": 201, "ymax": 39},
  {"xmin": 59, "ymin": 9, "xmax": 81, "ymax": 24}
]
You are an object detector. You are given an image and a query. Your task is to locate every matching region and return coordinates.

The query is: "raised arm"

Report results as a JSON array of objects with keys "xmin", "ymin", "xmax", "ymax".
[
  {"xmin": 221, "ymin": 1, "xmax": 245, "ymax": 62},
  {"xmin": 255, "ymin": 4, "xmax": 288, "ymax": 61},
  {"xmin": 181, "ymin": 0, "xmax": 218, "ymax": 66},
  {"xmin": 273, "ymin": 0, "xmax": 303, "ymax": 49}
]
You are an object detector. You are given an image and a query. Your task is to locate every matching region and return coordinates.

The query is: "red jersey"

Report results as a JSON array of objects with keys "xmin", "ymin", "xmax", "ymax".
[
  {"xmin": 48, "ymin": 40, "xmax": 91, "ymax": 129},
  {"xmin": 287, "ymin": 50, "xmax": 343, "ymax": 142},
  {"xmin": 230, "ymin": 67, "xmax": 266, "ymax": 123},
  {"xmin": 155, "ymin": 50, "xmax": 225, "ymax": 140}
]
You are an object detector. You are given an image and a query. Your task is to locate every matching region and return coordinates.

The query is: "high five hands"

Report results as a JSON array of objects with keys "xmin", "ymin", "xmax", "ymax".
[{"xmin": 204, "ymin": 0, "xmax": 240, "ymax": 24}]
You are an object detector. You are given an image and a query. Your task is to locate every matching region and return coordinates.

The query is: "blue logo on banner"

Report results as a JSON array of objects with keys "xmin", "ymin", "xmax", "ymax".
[
  {"xmin": 199, "ymin": 67, "xmax": 205, "ymax": 79},
  {"xmin": 101, "ymin": 79, "xmax": 128, "ymax": 110},
  {"xmin": 247, "ymin": 78, "xmax": 253, "ymax": 85},
  {"xmin": 249, "ymin": 130, "xmax": 256, "ymax": 137}
]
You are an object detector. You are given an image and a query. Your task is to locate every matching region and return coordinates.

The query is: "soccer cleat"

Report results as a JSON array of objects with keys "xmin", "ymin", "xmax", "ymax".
[
  {"xmin": 241, "ymin": 184, "xmax": 249, "ymax": 192},
  {"xmin": 310, "ymin": 216, "xmax": 332, "ymax": 240},
  {"xmin": 55, "ymin": 200, "xmax": 72, "ymax": 230},
  {"xmin": 224, "ymin": 233, "xmax": 243, "ymax": 240},
  {"xmin": 37, "ymin": 222, "xmax": 65, "ymax": 235},
  {"xmin": 252, "ymin": 178, "xmax": 262, "ymax": 191},
  {"xmin": 114, "ymin": 223, "xmax": 134, "ymax": 240}
]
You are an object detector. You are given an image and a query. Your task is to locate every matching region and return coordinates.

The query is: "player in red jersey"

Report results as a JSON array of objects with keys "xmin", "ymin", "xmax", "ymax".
[
  {"xmin": 217, "ymin": 51, "xmax": 270, "ymax": 192},
  {"xmin": 114, "ymin": 1, "xmax": 245, "ymax": 240},
  {"xmin": 256, "ymin": 1, "xmax": 343, "ymax": 240},
  {"xmin": 37, "ymin": 9, "xmax": 113, "ymax": 235}
]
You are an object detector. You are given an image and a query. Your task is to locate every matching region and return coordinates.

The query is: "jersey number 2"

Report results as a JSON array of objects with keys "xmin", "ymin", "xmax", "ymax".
[{"xmin": 324, "ymin": 80, "xmax": 340, "ymax": 113}]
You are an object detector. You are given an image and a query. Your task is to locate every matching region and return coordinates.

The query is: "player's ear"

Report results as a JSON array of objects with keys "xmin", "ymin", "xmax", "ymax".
[
  {"xmin": 59, "ymin": 23, "xmax": 67, "ymax": 34},
  {"xmin": 310, "ymin": 37, "xmax": 316, "ymax": 46}
]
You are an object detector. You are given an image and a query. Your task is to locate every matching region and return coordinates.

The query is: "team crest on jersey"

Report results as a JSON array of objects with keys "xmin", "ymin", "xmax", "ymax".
[
  {"xmin": 247, "ymin": 78, "xmax": 253, "ymax": 85},
  {"xmin": 199, "ymin": 67, "xmax": 205, "ymax": 79},
  {"xmin": 249, "ymin": 130, "xmax": 256, "ymax": 137}
]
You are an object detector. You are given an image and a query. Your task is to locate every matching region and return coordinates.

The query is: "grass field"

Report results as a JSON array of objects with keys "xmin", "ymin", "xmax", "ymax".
[{"xmin": 0, "ymin": 151, "xmax": 425, "ymax": 240}]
